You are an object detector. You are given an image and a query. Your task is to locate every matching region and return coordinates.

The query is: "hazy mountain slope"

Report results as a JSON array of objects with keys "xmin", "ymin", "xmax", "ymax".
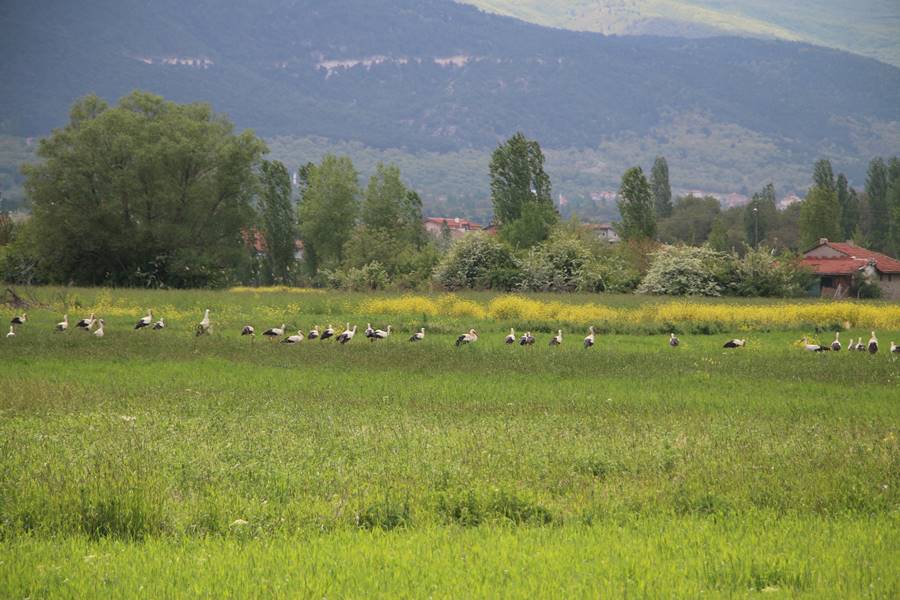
[
  {"xmin": 1, "ymin": 0, "xmax": 898, "ymax": 208},
  {"xmin": 462, "ymin": 0, "xmax": 900, "ymax": 67}
]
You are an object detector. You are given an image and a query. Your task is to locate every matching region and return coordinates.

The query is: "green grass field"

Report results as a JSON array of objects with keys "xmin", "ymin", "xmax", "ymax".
[{"xmin": 1, "ymin": 287, "xmax": 898, "ymax": 597}]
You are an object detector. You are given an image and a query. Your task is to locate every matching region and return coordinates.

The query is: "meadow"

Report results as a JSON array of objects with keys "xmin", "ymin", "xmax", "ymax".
[{"xmin": 1, "ymin": 287, "xmax": 898, "ymax": 597}]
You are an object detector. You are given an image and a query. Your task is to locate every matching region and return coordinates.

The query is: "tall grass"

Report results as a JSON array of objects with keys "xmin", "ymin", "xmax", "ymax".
[{"xmin": 1, "ymin": 286, "xmax": 898, "ymax": 595}]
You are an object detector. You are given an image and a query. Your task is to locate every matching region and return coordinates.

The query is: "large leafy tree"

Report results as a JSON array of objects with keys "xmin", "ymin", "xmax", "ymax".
[
  {"xmin": 343, "ymin": 163, "xmax": 432, "ymax": 278},
  {"xmin": 658, "ymin": 195, "xmax": 719, "ymax": 245},
  {"xmin": 650, "ymin": 156, "xmax": 673, "ymax": 218},
  {"xmin": 297, "ymin": 154, "xmax": 360, "ymax": 274},
  {"xmin": 744, "ymin": 183, "xmax": 778, "ymax": 248},
  {"xmin": 22, "ymin": 92, "xmax": 266, "ymax": 287},
  {"xmin": 616, "ymin": 166, "xmax": 656, "ymax": 241},
  {"xmin": 361, "ymin": 163, "xmax": 425, "ymax": 247},
  {"xmin": 799, "ymin": 185, "xmax": 841, "ymax": 249},
  {"xmin": 489, "ymin": 132, "xmax": 556, "ymax": 247},
  {"xmin": 258, "ymin": 159, "xmax": 297, "ymax": 284}
]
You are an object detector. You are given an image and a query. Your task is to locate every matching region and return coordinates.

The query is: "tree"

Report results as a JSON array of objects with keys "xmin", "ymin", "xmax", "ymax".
[
  {"xmin": 616, "ymin": 166, "xmax": 656, "ymax": 241},
  {"xmin": 650, "ymin": 156, "xmax": 673, "ymax": 218},
  {"xmin": 888, "ymin": 157, "xmax": 900, "ymax": 255},
  {"xmin": 297, "ymin": 154, "xmax": 360, "ymax": 274},
  {"xmin": 658, "ymin": 195, "xmax": 719, "ymax": 245},
  {"xmin": 766, "ymin": 202, "xmax": 802, "ymax": 252},
  {"xmin": 258, "ymin": 160, "xmax": 297, "ymax": 284},
  {"xmin": 489, "ymin": 132, "xmax": 556, "ymax": 247},
  {"xmin": 361, "ymin": 163, "xmax": 426, "ymax": 247},
  {"xmin": 836, "ymin": 173, "xmax": 857, "ymax": 240},
  {"xmin": 707, "ymin": 217, "xmax": 729, "ymax": 252},
  {"xmin": 865, "ymin": 157, "xmax": 889, "ymax": 251},
  {"xmin": 22, "ymin": 92, "xmax": 267, "ymax": 287},
  {"xmin": 744, "ymin": 183, "xmax": 778, "ymax": 248},
  {"xmin": 799, "ymin": 186, "xmax": 841, "ymax": 249},
  {"xmin": 812, "ymin": 159, "xmax": 835, "ymax": 193}
]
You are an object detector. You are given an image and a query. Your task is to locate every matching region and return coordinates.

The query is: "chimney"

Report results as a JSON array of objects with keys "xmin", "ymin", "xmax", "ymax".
[{"xmin": 818, "ymin": 238, "xmax": 829, "ymax": 245}]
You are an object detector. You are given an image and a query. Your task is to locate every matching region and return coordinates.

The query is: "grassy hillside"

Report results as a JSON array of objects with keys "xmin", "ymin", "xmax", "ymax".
[
  {"xmin": 1, "ymin": 287, "xmax": 898, "ymax": 596},
  {"xmin": 462, "ymin": 0, "xmax": 900, "ymax": 66}
]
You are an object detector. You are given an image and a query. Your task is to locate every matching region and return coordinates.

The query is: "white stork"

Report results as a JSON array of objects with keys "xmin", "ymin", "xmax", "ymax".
[
  {"xmin": 723, "ymin": 338, "xmax": 746, "ymax": 348},
  {"xmin": 76, "ymin": 313, "xmax": 96, "ymax": 330},
  {"xmin": 856, "ymin": 337, "xmax": 866, "ymax": 352},
  {"xmin": 282, "ymin": 330, "xmax": 304, "ymax": 344},
  {"xmin": 241, "ymin": 325, "xmax": 255, "ymax": 336},
  {"xmin": 10, "ymin": 312, "xmax": 26, "ymax": 325},
  {"xmin": 584, "ymin": 326, "xmax": 595, "ymax": 349},
  {"xmin": 196, "ymin": 309, "xmax": 211, "ymax": 336},
  {"xmin": 371, "ymin": 325, "xmax": 391, "ymax": 341},
  {"xmin": 152, "ymin": 318, "xmax": 165, "ymax": 330},
  {"xmin": 831, "ymin": 332, "xmax": 841, "ymax": 352},
  {"xmin": 669, "ymin": 332, "xmax": 679, "ymax": 347},
  {"xmin": 409, "ymin": 327, "xmax": 425, "ymax": 342},
  {"xmin": 56, "ymin": 314, "xmax": 69, "ymax": 332},
  {"xmin": 890, "ymin": 341, "xmax": 899, "ymax": 354},
  {"xmin": 93, "ymin": 319, "xmax": 105, "ymax": 338},
  {"xmin": 801, "ymin": 337, "xmax": 826, "ymax": 352},
  {"xmin": 549, "ymin": 329, "xmax": 563, "ymax": 346},
  {"xmin": 519, "ymin": 331, "xmax": 535, "ymax": 346},
  {"xmin": 308, "ymin": 326, "xmax": 320, "ymax": 340},
  {"xmin": 263, "ymin": 324, "xmax": 286, "ymax": 339},
  {"xmin": 867, "ymin": 331, "xmax": 879, "ymax": 354},
  {"xmin": 505, "ymin": 328, "xmax": 516, "ymax": 345},
  {"xmin": 134, "ymin": 309, "xmax": 153, "ymax": 330},
  {"xmin": 337, "ymin": 324, "xmax": 356, "ymax": 344},
  {"xmin": 6, "ymin": 325, "xmax": 15, "ymax": 338},
  {"xmin": 365, "ymin": 323, "xmax": 375, "ymax": 339},
  {"xmin": 455, "ymin": 328, "xmax": 478, "ymax": 347},
  {"xmin": 320, "ymin": 324, "xmax": 335, "ymax": 341}
]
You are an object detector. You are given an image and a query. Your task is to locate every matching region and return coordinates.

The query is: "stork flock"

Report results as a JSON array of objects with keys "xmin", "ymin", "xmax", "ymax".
[{"xmin": 5, "ymin": 308, "xmax": 899, "ymax": 356}]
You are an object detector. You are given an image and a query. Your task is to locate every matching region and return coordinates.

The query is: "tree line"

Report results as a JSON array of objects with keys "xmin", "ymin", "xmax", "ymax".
[{"xmin": 1, "ymin": 92, "xmax": 898, "ymax": 296}]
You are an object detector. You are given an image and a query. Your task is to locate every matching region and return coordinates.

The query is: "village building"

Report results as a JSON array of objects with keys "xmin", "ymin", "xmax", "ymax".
[
  {"xmin": 801, "ymin": 238, "xmax": 900, "ymax": 299},
  {"xmin": 423, "ymin": 217, "xmax": 483, "ymax": 239},
  {"xmin": 583, "ymin": 223, "xmax": 620, "ymax": 243}
]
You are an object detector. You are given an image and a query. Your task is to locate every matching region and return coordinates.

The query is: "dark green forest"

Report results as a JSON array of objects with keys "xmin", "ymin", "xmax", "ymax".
[{"xmin": 1, "ymin": 0, "xmax": 898, "ymax": 198}]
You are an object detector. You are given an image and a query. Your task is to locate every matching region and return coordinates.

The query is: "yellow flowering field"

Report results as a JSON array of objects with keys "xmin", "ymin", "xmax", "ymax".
[{"xmin": 358, "ymin": 294, "xmax": 900, "ymax": 331}]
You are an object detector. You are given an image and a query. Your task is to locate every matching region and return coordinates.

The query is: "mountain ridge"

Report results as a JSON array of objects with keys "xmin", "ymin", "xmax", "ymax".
[
  {"xmin": 1, "ymin": 0, "xmax": 898, "ymax": 210},
  {"xmin": 460, "ymin": 0, "xmax": 900, "ymax": 67}
]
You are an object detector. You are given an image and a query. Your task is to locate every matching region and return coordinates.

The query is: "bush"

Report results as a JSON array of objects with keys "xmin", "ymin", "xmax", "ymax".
[
  {"xmin": 851, "ymin": 270, "xmax": 882, "ymax": 299},
  {"xmin": 433, "ymin": 234, "xmax": 518, "ymax": 290},
  {"xmin": 324, "ymin": 262, "xmax": 390, "ymax": 291},
  {"xmin": 518, "ymin": 232, "xmax": 593, "ymax": 292},
  {"xmin": 730, "ymin": 246, "xmax": 813, "ymax": 297},
  {"xmin": 0, "ymin": 219, "xmax": 45, "ymax": 285},
  {"xmin": 638, "ymin": 245, "xmax": 732, "ymax": 296}
]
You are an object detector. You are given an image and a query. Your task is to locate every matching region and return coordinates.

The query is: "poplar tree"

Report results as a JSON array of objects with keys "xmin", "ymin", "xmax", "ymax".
[
  {"xmin": 617, "ymin": 166, "xmax": 656, "ymax": 241},
  {"xmin": 650, "ymin": 156, "xmax": 672, "ymax": 218}
]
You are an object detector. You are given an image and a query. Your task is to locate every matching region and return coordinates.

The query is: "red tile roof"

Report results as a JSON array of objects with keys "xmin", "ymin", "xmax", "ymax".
[
  {"xmin": 800, "ymin": 257, "xmax": 868, "ymax": 275},
  {"xmin": 424, "ymin": 217, "xmax": 482, "ymax": 230},
  {"xmin": 801, "ymin": 240, "xmax": 900, "ymax": 274}
]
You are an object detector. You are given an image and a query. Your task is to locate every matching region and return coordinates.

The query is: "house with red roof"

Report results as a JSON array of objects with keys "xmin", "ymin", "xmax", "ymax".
[
  {"xmin": 242, "ymin": 228, "xmax": 304, "ymax": 261},
  {"xmin": 801, "ymin": 238, "xmax": 900, "ymax": 299},
  {"xmin": 423, "ymin": 217, "xmax": 483, "ymax": 240}
]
